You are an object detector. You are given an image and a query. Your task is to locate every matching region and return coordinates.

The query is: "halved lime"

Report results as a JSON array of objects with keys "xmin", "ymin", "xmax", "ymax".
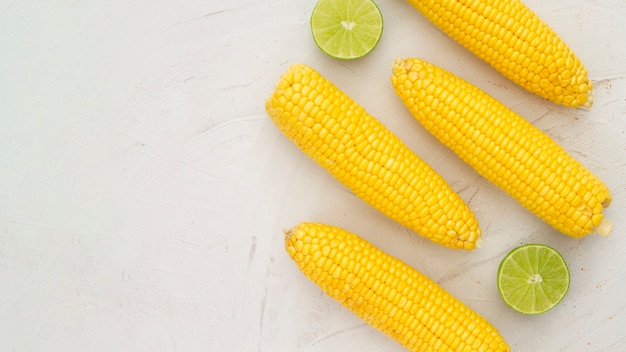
[
  {"xmin": 497, "ymin": 244, "xmax": 570, "ymax": 315},
  {"xmin": 310, "ymin": 0, "xmax": 383, "ymax": 60}
]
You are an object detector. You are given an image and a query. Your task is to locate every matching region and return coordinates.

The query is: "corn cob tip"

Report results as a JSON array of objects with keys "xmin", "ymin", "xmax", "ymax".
[
  {"xmin": 574, "ymin": 85, "xmax": 594, "ymax": 110},
  {"xmin": 474, "ymin": 236, "xmax": 483, "ymax": 249},
  {"xmin": 595, "ymin": 218, "xmax": 613, "ymax": 238},
  {"xmin": 283, "ymin": 226, "xmax": 299, "ymax": 243},
  {"xmin": 582, "ymin": 91, "xmax": 594, "ymax": 109},
  {"xmin": 284, "ymin": 225, "xmax": 302, "ymax": 262},
  {"xmin": 391, "ymin": 57, "xmax": 423, "ymax": 86},
  {"xmin": 602, "ymin": 195, "xmax": 612, "ymax": 208},
  {"xmin": 391, "ymin": 57, "xmax": 409, "ymax": 75},
  {"xmin": 391, "ymin": 57, "xmax": 404, "ymax": 68}
]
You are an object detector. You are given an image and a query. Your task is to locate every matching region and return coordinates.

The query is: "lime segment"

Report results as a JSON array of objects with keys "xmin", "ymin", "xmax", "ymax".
[
  {"xmin": 497, "ymin": 244, "xmax": 570, "ymax": 315},
  {"xmin": 310, "ymin": 0, "xmax": 383, "ymax": 60}
]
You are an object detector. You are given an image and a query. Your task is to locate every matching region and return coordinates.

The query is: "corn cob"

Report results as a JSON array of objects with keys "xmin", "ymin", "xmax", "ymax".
[
  {"xmin": 403, "ymin": 0, "xmax": 592, "ymax": 108},
  {"xmin": 391, "ymin": 57, "xmax": 613, "ymax": 238},
  {"xmin": 285, "ymin": 222, "xmax": 511, "ymax": 351},
  {"xmin": 266, "ymin": 64, "xmax": 481, "ymax": 249}
]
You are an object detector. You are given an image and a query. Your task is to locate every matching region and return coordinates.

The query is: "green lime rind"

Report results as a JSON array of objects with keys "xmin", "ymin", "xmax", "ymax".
[
  {"xmin": 497, "ymin": 244, "xmax": 570, "ymax": 315},
  {"xmin": 310, "ymin": 0, "xmax": 384, "ymax": 60}
]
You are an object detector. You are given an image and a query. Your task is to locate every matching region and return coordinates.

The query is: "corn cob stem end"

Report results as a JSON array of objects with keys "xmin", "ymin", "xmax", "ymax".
[
  {"xmin": 474, "ymin": 236, "xmax": 483, "ymax": 249},
  {"xmin": 595, "ymin": 218, "xmax": 613, "ymax": 238}
]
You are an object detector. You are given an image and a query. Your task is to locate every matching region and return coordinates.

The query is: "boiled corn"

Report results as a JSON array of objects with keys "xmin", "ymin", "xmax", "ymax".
[
  {"xmin": 266, "ymin": 64, "xmax": 481, "ymax": 249},
  {"xmin": 286, "ymin": 222, "xmax": 511, "ymax": 351},
  {"xmin": 403, "ymin": 0, "xmax": 593, "ymax": 108},
  {"xmin": 391, "ymin": 57, "xmax": 613, "ymax": 238}
]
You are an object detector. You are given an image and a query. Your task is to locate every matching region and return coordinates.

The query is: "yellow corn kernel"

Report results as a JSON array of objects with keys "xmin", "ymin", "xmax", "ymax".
[
  {"xmin": 285, "ymin": 222, "xmax": 510, "ymax": 351},
  {"xmin": 403, "ymin": 0, "xmax": 593, "ymax": 108},
  {"xmin": 266, "ymin": 64, "xmax": 481, "ymax": 249},
  {"xmin": 391, "ymin": 57, "xmax": 613, "ymax": 238}
]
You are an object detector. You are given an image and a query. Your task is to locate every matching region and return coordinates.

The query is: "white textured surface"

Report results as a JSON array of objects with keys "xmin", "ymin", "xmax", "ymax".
[{"xmin": 1, "ymin": 1, "xmax": 625, "ymax": 351}]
